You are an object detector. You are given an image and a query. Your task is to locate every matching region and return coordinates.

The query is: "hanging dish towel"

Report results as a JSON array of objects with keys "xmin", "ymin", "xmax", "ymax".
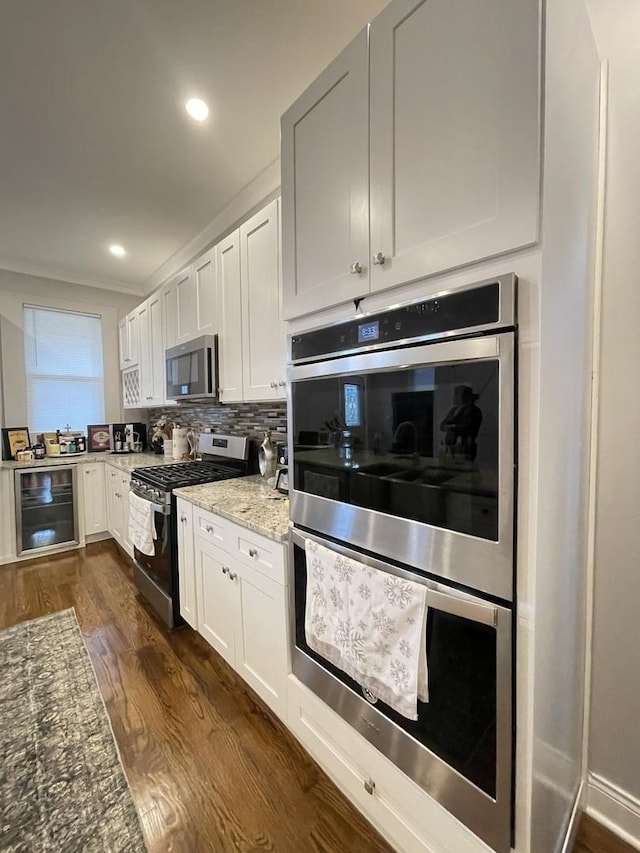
[
  {"xmin": 305, "ymin": 539, "xmax": 429, "ymax": 720},
  {"xmin": 128, "ymin": 492, "xmax": 157, "ymax": 556}
]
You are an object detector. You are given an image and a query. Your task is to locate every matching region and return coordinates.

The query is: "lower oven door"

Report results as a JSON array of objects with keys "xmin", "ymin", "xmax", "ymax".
[
  {"xmin": 131, "ymin": 493, "xmax": 178, "ymax": 628},
  {"xmin": 290, "ymin": 527, "xmax": 513, "ymax": 853}
]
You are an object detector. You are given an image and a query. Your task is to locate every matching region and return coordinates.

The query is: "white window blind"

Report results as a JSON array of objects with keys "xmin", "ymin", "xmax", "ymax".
[{"xmin": 24, "ymin": 306, "xmax": 105, "ymax": 433}]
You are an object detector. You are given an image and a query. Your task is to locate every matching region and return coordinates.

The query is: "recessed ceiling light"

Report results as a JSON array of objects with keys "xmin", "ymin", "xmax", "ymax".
[
  {"xmin": 185, "ymin": 98, "xmax": 209, "ymax": 122},
  {"xmin": 109, "ymin": 244, "xmax": 126, "ymax": 257}
]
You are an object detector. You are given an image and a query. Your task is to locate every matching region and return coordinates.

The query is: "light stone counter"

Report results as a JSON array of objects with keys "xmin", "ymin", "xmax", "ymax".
[
  {"xmin": 174, "ymin": 475, "xmax": 290, "ymax": 543},
  {"xmin": 0, "ymin": 451, "xmax": 182, "ymax": 472}
]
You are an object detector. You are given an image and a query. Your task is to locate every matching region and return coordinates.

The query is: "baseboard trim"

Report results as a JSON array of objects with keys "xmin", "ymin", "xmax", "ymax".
[{"xmin": 587, "ymin": 772, "xmax": 640, "ymax": 851}]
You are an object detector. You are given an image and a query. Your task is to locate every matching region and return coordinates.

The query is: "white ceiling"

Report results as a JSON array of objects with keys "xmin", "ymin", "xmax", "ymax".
[{"xmin": 0, "ymin": 0, "xmax": 387, "ymax": 293}]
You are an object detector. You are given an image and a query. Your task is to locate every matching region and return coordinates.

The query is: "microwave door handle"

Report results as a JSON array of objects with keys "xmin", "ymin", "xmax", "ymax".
[{"xmin": 425, "ymin": 588, "xmax": 497, "ymax": 627}]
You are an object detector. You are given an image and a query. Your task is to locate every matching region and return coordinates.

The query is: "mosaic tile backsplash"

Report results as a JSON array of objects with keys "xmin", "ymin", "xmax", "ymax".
[{"xmin": 146, "ymin": 401, "xmax": 288, "ymax": 442}]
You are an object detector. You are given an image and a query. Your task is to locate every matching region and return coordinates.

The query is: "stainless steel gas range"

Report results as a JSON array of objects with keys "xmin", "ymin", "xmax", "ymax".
[{"xmin": 130, "ymin": 433, "xmax": 250, "ymax": 627}]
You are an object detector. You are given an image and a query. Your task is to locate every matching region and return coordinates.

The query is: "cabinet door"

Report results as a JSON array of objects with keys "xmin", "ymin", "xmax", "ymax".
[
  {"xmin": 120, "ymin": 473, "xmax": 132, "ymax": 555},
  {"xmin": 147, "ymin": 291, "xmax": 165, "ymax": 405},
  {"xmin": 240, "ymin": 199, "xmax": 283, "ymax": 401},
  {"xmin": 235, "ymin": 561, "xmax": 288, "ymax": 717},
  {"xmin": 106, "ymin": 467, "xmax": 123, "ymax": 544},
  {"xmin": 83, "ymin": 464, "xmax": 107, "ymax": 535},
  {"xmin": 281, "ymin": 28, "xmax": 369, "ymax": 320},
  {"xmin": 196, "ymin": 537, "xmax": 237, "ymax": 666},
  {"xmin": 162, "ymin": 277, "xmax": 179, "ymax": 351},
  {"xmin": 137, "ymin": 299, "xmax": 152, "ymax": 404},
  {"xmin": 369, "ymin": 0, "xmax": 540, "ymax": 293},
  {"xmin": 126, "ymin": 311, "xmax": 139, "ymax": 367},
  {"xmin": 118, "ymin": 318, "xmax": 128, "ymax": 370},
  {"xmin": 177, "ymin": 500, "xmax": 197, "ymax": 628},
  {"xmin": 176, "ymin": 267, "xmax": 197, "ymax": 343},
  {"xmin": 193, "ymin": 248, "xmax": 217, "ymax": 337},
  {"xmin": 216, "ymin": 230, "xmax": 243, "ymax": 403}
]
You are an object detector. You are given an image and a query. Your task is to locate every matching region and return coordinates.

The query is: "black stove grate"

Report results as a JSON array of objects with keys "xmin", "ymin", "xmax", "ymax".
[{"xmin": 132, "ymin": 460, "xmax": 243, "ymax": 490}]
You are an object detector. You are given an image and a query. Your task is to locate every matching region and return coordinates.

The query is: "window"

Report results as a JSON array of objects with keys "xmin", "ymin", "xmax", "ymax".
[{"xmin": 23, "ymin": 306, "xmax": 105, "ymax": 433}]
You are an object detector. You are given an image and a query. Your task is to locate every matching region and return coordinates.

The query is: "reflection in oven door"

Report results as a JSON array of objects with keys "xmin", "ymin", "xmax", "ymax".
[
  {"xmin": 132, "ymin": 497, "xmax": 181, "ymax": 628},
  {"xmin": 290, "ymin": 529, "xmax": 513, "ymax": 853}
]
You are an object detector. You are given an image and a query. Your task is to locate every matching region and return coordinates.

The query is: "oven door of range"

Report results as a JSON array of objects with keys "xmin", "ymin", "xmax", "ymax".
[
  {"xmin": 290, "ymin": 526, "xmax": 513, "ymax": 853},
  {"xmin": 288, "ymin": 331, "xmax": 515, "ymax": 602},
  {"xmin": 130, "ymin": 490, "xmax": 177, "ymax": 627}
]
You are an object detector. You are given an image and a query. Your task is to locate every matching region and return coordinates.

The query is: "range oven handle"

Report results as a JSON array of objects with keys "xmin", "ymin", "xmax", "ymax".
[
  {"xmin": 291, "ymin": 527, "xmax": 499, "ymax": 628},
  {"xmin": 129, "ymin": 488, "xmax": 170, "ymax": 516}
]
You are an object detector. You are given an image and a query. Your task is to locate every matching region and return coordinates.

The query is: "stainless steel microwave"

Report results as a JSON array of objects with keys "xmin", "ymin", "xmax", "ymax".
[{"xmin": 166, "ymin": 335, "xmax": 219, "ymax": 401}]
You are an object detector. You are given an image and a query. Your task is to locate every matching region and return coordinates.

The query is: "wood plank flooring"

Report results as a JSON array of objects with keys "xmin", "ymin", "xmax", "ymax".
[
  {"xmin": 0, "ymin": 540, "xmax": 631, "ymax": 853},
  {"xmin": 0, "ymin": 541, "xmax": 392, "ymax": 853}
]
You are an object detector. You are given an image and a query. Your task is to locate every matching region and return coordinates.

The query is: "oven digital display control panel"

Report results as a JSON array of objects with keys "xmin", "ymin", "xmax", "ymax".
[{"xmin": 357, "ymin": 320, "xmax": 379, "ymax": 344}]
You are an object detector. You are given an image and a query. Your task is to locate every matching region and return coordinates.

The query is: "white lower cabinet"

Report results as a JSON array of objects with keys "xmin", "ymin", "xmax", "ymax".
[
  {"xmin": 0, "ymin": 468, "xmax": 16, "ymax": 563},
  {"xmin": 176, "ymin": 499, "xmax": 197, "ymax": 628},
  {"xmin": 287, "ymin": 678, "xmax": 490, "ymax": 853},
  {"xmin": 106, "ymin": 464, "xmax": 132, "ymax": 557},
  {"xmin": 182, "ymin": 504, "xmax": 289, "ymax": 718},
  {"xmin": 82, "ymin": 463, "xmax": 107, "ymax": 536}
]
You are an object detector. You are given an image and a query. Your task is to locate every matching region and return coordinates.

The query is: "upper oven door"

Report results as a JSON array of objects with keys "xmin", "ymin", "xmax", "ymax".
[{"xmin": 288, "ymin": 332, "xmax": 515, "ymax": 601}]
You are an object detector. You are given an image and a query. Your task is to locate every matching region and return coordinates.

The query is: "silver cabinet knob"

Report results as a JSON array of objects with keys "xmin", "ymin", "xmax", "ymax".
[
  {"xmin": 180, "ymin": 515, "xmax": 187, "ymax": 523},
  {"xmin": 372, "ymin": 252, "xmax": 386, "ymax": 265},
  {"xmin": 278, "ymin": 380, "xmax": 286, "ymax": 387},
  {"xmin": 222, "ymin": 566, "xmax": 229, "ymax": 575},
  {"xmin": 229, "ymin": 571, "xmax": 237, "ymax": 581},
  {"xmin": 270, "ymin": 381, "xmax": 277, "ymax": 388},
  {"xmin": 249, "ymin": 548, "xmax": 258, "ymax": 558},
  {"xmin": 364, "ymin": 778, "xmax": 376, "ymax": 796},
  {"xmin": 205, "ymin": 524, "xmax": 213, "ymax": 533},
  {"xmin": 350, "ymin": 262, "xmax": 363, "ymax": 275}
]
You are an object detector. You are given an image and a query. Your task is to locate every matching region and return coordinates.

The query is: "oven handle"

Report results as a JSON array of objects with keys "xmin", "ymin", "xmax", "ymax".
[
  {"xmin": 291, "ymin": 527, "xmax": 499, "ymax": 627},
  {"xmin": 129, "ymin": 488, "xmax": 170, "ymax": 516}
]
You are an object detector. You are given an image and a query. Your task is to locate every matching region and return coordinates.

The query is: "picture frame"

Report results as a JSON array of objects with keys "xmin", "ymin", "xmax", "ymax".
[
  {"xmin": 87, "ymin": 424, "xmax": 111, "ymax": 452},
  {"xmin": 2, "ymin": 427, "xmax": 31, "ymax": 461}
]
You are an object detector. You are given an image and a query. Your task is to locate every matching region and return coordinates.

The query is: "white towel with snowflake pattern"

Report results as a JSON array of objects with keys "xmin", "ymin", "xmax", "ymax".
[{"xmin": 304, "ymin": 539, "xmax": 428, "ymax": 720}]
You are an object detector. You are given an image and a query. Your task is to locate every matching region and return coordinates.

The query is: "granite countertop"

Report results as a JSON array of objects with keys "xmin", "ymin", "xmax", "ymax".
[
  {"xmin": 174, "ymin": 475, "xmax": 290, "ymax": 543},
  {"xmin": 0, "ymin": 451, "xmax": 181, "ymax": 471}
]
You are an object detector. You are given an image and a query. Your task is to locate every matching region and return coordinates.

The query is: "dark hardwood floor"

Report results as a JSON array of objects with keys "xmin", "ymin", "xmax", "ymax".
[
  {"xmin": 0, "ymin": 540, "xmax": 632, "ymax": 853},
  {"xmin": 0, "ymin": 540, "xmax": 392, "ymax": 853}
]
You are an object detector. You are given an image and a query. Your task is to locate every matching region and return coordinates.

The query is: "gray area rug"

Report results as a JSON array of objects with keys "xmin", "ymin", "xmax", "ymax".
[{"xmin": 0, "ymin": 609, "xmax": 147, "ymax": 852}]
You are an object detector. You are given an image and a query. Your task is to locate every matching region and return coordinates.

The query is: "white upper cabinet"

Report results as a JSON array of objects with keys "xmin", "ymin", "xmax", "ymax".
[
  {"xmin": 217, "ymin": 230, "xmax": 243, "ymax": 404},
  {"xmin": 137, "ymin": 291, "xmax": 164, "ymax": 407},
  {"xmin": 175, "ymin": 267, "xmax": 197, "ymax": 343},
  {"xmin": 162, "ymin": 273, "xmax": 179, "ymax": 351},
  {"xmin": 281, "ymin": 29, "xmax": 369, "ymax": 320},
  {"xmin": 193, "ymin": 248, "xmax": 217, "ymax": 338},
  {"xmin": 240, "ymin": 199, "xmax": 285, "ymax": 401},
  {"xmin": 118, "ymin": 311, "xmax": 139, "ymax": 368},
  {"xmin": 369, "ymin": 0, "xmax": 540, "ymax": 295},
  {"xmin": 281, "ymin": 0, "xmax": 540, "ymax": 318}
]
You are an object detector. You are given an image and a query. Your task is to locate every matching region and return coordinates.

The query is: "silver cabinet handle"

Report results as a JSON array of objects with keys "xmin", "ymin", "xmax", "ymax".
[
  {"xmin": 249, "ymin": 548, "xmax": 258, "ymax": 558},
  {"xmin": 364, "ymin": 778, "xmax": 376, "ymax": 795},
  {"xmin": 222, "ymin": 566, "xmax": 229, "ymax": 575},
  {"xmin": 228, "ymin": 571, "xmax": 237, "ymax": 581},
  {"xmin": 350, "ymin": 262, "xmax": 363, "ymax": 275},
  {"xmin": 372, "ymin": 252, "xmax": 386, "ymax": 265}
]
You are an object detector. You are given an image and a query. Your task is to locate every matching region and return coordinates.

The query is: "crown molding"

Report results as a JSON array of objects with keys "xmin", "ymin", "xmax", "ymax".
[
  {"xmin": 142, "ymin": 157, "xmax": 281, "ymax": 295},
  {"xmin": 0, "ymin": 256, "xmax": 145, "ymax": 296}
]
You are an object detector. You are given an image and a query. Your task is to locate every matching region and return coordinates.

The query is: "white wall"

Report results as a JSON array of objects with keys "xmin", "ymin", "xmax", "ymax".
[
  {"xmin": 529, "ymin": 1, "xmax": 601, "ymax": 851},
  {"xmin": 582, "ymin": 1, "xmax": 640, "ymax": 843},
  {"xmin": 0, "ymin": 268, "xmax": 141, "ymax": 431}
]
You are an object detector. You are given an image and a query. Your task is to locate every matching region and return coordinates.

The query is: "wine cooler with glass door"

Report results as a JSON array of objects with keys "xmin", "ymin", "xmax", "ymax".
[{"xmin": 14, "ymin": 466, "xmax": 80, "ymax": 556}]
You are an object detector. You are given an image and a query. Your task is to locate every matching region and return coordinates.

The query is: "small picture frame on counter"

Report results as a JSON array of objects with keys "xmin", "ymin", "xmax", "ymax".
[
  {"xmin": 87, "ymin": 424, "xmax": 111, "ymax": 452},
  {"xmin": 1, "ymin": 427, "xmax": 31, "ymax": 461}
]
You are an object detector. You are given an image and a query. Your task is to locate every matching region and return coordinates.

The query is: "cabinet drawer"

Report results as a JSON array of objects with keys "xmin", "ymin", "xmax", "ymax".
[
  {"xmin": 194, "ymin": 508, "xmax": 229, "ymax": 549},
  {"xmin": 231, "ymin": 526, "xmax": 285, "ymax": 584}
]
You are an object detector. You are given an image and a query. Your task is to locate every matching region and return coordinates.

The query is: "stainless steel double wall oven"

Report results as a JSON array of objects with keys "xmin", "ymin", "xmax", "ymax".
[{"xmin": 287, "ymin": 274, "xmax": 517, "ymax": 853}]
